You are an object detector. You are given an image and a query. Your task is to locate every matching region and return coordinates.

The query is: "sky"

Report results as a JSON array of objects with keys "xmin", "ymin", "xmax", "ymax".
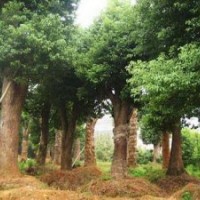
[
  {"xmin": 76, "ymin": 0, "xmax": 137, "ymax": 28},
  {"xmin": 75, "ymin": 0, "xmax": 108, "ymax": 27}
]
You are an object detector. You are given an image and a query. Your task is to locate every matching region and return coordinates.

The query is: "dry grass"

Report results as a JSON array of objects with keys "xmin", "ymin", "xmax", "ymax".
[
  {"xmin": 40, "ymin": 166, "xmax": 102, "ymax": 190},
  {"xmin": 87, "ymin": 177, "xmax": 166, "ymax": 199},
  {"xmin": 155, "ymin": 173, "xmax": 200, "ymax": 195}
]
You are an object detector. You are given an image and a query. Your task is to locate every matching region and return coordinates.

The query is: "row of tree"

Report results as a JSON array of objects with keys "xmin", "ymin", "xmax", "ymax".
[{"xmin": 0, "ymin": 0, "xmax": 200, "ymax": 179}]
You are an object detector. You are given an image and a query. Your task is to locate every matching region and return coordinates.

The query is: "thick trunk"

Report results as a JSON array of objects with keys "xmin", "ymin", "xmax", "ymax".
[
  {"xmin": 20, "ymin": 124, "xmax": 30, "ymax": 161},
  {"xmin": 84, "ymin": 118, "xmax": 97, "ymax": 166},
  {"xmin": 153, "ymin": 142, "xmax": 161, "ymax": 163},
  {"xmin": 73, "ymin": 138, "xmax": 81, "ymax": 162},
  {"xmin": 60, "ymin": 106, "xmax": 77, "ymax": 170},
  {"xmin": 0, "ymin": 77, "xmax": 27, "ymax": 176},
  {"xmin": 53, "ymin": 129, "xmax": 62, "ymax": 165},
  {"xmin": 36, "ymin": 102, "xmax": 51, "ymax": 165},
  {"xmin": 111, "ymin": 99, "xmax": 130, "ymax": 179},
  {"xmin": 162, "ymin": 132, "xmax": 170, "ymax": 169},
  {"xmin": 167, "ymin": 121, "xmax": 185, "ymax": 176},
  {"xmin": 127, "ymin": 108, "xmax": 138, "ymax": 167}
]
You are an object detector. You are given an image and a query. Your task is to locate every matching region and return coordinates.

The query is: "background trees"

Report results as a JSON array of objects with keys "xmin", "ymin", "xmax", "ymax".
[{"xmin": 1, "ymin": 0, "xmax": 200, "ymax": 180}]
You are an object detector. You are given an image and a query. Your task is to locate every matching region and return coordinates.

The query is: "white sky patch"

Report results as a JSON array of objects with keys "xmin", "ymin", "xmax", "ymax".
[
  {"xmin": 95, "ymin": 114, "xmax": 114, "ymax": 133},
  {"xmin": 76, "ymin": 0, "xmax": 137, "ymax": 28},
  {"xmin": 75, "ymin": 0, "xmax": 108, "ymax": 28}
]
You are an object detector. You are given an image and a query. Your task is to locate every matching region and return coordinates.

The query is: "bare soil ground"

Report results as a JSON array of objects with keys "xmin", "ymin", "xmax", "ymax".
[{"xmin": 0, "ymin": 167, "xmax": 200, "ymax": 200}]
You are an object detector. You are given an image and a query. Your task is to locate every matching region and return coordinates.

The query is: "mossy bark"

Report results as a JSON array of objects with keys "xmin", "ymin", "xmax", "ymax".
[
  {"xmin": 84, "ymin": 118, "xmax": 97, "ymax": 166},
  {"xmin": 127, "ymin": 108, "xmax": 138, "ymax": 167},
  {"xmin": 111, "ymin": 98, "xmax": 130, "ymax": 179},
  {"xmin": 54, "ymin": 130, "xmax": 62, "ymax": 165}
]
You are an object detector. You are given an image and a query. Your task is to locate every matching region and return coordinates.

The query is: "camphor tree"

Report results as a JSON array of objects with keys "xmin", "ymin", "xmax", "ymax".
[
  {"xmin": 0, "ymin": 0, "xmax": 77, "ymax": 176},
  {"xmin": 76, "ymin": 0, "xmax": 138, "ymax": 178},
  {"xmin": 128, "ymin": 0, "xmax": 200, "ymax": 176}
]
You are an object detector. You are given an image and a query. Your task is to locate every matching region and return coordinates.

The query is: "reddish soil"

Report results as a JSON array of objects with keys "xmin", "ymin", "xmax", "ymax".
[{"xmin": 88, "ymin": 177, "xmax": 165, "ymax": 198}]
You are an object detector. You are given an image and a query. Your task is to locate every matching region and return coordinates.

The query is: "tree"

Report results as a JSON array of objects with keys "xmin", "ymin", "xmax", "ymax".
[
  {"xmin": 76, "ymin": 0, "xmax": 137, "ymax": 178},
  {"xmin": 128, "ymin": 0, "xmax": 200, "ymax": 176},
  {"xmin": 0, "ymin": 0, "xmax": 77, "ymax": 175},
  {"xmin": 127, "ymin": 108, "xmax": 138, "ymax": 167},
  {"xmin": 84, "ymin": 118, "xmax": 98, "ymax": 166}
]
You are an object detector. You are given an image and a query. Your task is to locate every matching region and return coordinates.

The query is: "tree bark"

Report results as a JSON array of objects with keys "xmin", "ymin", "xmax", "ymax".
[
  {"xmin": 84, "ymin": 118, "xmax": 97, "ymax": 166},
  {"xmin": 153, "ymin": 142, "xmax": 161, "ymax": 163},
  {"xmin": 20, "ymin": 123, "xmax": 30, "ymax": 161},
  {"xmin": 0, "ymin": 77, "xmax": 27, "ymax": 176},
  {"xmin": 53, "ymin": 129, "xmax": 62, "ymax": 165},
  {"xmin": 127, "ymin": 108, "xmax": 138, "ymax": 167},
  {"xmin": 60, "ymin": 105, "xmax": 77, "ymax": 170},
  {"xmin": 36, "ymin": 102, "xmax": 51, "ymax": 165},
  {"xmin": 111, "ymin": 97, "xmax": 130, "ymax": 179},
  {"xmin": 73, "ymin": 138, "xmax": 81, "ymax": 162},
  {"xmin": 167, "ymin": 120, "xmax": 185, "ymax": 176},
  {"xmin": 162, "ymin": 132, "xmax": 170, "ymax": 169}
]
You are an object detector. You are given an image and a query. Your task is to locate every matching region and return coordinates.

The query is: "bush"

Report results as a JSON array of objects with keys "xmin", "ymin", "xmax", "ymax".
[
  {"xmin": 95, "ymin": 133, "xmax": 114, "ymax": 162},
  {"xmin": 182, "ymin": 128, "xmax": 200, "ymax": 167},
  {"xmin": 18, "ymin": 159, "xmax": 37, "ymax": 174},
  {"xmin": 181, "ymin": 191, "xmax": 192, "ymax": 200},
  {"xmin": 129, "ymin": 164, "xmax": 165, "ymax": 182},
  {"xmin": 137, "ymin": 149, "xmax": 153, "ymax": 164},
  {"xmin": 186, "ymin": 165, "xmax": 200, "ymax": 178}
]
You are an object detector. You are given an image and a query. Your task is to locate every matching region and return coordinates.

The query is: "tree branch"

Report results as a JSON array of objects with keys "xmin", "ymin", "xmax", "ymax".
[{"xmin": 0, "ymin": 81, "xmax": 11, "ymax": 104}]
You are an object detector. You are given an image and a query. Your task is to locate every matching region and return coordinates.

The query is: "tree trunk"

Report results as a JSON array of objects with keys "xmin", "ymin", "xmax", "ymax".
[
  {"xmin": 73, "ymin": 138, "xmax": 81, "ymax": 162},
  {"xmin": 127, "ymin": 108, "xmax": 138, "ymax": 167},
  {"xmin": 162, "ymin": 132, "xmax": 170, "ymax": 169},
  {"xmin": 153, "ymin": 142, "xmax": 161, "ymax": 163},
  {"xmin": 0, "ymin": 77, "xmax": 27, "ymax": 176},
  {"xmin": 167, "ymin": 120, "xmax": 185, "ymax": 175},
  {"xmin": 36, "ymin": 102, "xmax": 51, "ymax": 165},
  {"xmin": 111, "ymin": 97, "xmax": 130, "ymax": 179},
  {"xmin": 53, "ymin": 129, "xmax": 62, "ymax": 165},
  {"xmin": 84, "ymin": 118, "xmax": 97, "ymax": 166},
  {"xmin": 60, "ymin": 105, "xmax": 77, "ymax": 170},
  {"xmin": 20, "ymin": 124, "xmax": 30, "ymax": 161}
]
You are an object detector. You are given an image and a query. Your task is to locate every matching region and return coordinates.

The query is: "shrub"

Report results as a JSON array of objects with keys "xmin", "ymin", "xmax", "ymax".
[
  {"xmin": 137, "ymin": 149, "xmax": 153, "ymax": 164},
  {"xmin": 18, "ymin": 159, "xmax": 37, "ymax": 174},
  {"xmin": 181, "ymin": 191, "xmax": 192, "ymax": 200},
  {"xmin": 182, "ymin": 128, "xmax": 200, "ymax": 167},
  {"xmin": 186, "ymin": 165, "xmax": 200, "ymax": 178}
]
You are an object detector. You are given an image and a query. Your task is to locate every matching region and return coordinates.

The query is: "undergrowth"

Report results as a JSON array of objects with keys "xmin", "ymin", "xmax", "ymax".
[
  {"xmin": 128, "ymin": 163, "xmax": 166, "ymax": 182},
  {"xmin": 186, "ymin": 165, "xmax": 200, "ymax": 178}
]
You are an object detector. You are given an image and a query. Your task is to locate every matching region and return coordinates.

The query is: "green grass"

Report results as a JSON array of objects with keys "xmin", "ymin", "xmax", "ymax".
[
  {"xmin": 128, "ymin": 163, "xmax": 166, "ymax": 182},
  {"xmin": 97, "ymin": 161, "xmax": 112, "ymax": 180}
]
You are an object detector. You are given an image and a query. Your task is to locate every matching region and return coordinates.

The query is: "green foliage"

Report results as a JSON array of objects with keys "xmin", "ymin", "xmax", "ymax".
[
  {"xmin": 128, "ymin": 164, "xmax": 165, "ymax": 182},
  {"xmin": 137, "ymin": 149, "xmax": 153, "ymax": 164},
  {"xmin": 76, "ymin": 0, "xmax": 136, "ymax": 102},
  {"xmin": 97, "ymin": 161, "xmax": 112, "ymax": 180},
  {"xmin": 182, "ymin": 128, "xmax": 200, "ymax": 167},
  {"xmin": 186, "ymin": 165, "xmax": 200, "ymax": 179},
  {"xmin": 95, "ymin": 133, "xmax": 114, "ymax": 162},
  {"xmin": 18, "ymin": 159, "xmax": 37, "ymax": 174},
  {"xmin": 181, "ymin": 191, "xmax": 192, "ymax": 200}
]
